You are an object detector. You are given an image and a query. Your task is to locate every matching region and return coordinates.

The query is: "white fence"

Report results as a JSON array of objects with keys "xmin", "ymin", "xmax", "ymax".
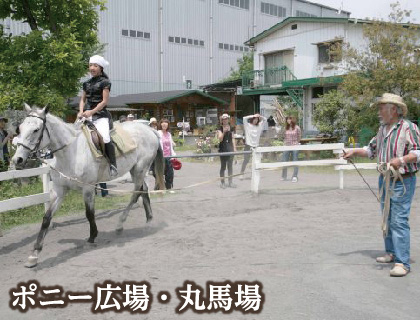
[
  {"xmin": 0, "ymin": 165, "xmax": 51, "ymax": 214},
  {"xmin": 251, "ymin": 143, "xmax": 347, "ymax": 193}
]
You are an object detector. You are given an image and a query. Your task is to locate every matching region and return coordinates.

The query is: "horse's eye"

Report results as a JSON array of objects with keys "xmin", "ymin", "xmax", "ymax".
[{"xmin": 34, "ymin": 129, "xmax": 39, "ymax": 133}]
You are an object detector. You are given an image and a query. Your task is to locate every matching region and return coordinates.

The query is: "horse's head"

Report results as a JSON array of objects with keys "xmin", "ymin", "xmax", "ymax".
[{"xmin": 12, "ymin": 103, "xmax": 50, "ymax": 169}]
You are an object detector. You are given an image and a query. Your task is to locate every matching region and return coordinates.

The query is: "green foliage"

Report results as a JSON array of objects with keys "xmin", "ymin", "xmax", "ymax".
[
  {"xmin": 0, "ymin": 0, "xmax": 107, "ymax": 114},
  {"xmin": 224, "ymin": 52, "xmax": 253, "ymax": 81},
  {"xmin": 341, "ymin": 3, "xmax": 420, "ymax": 128},
  {"xmin": 312, "ymin": 90, "xmax": 356, "ymax": 138}
]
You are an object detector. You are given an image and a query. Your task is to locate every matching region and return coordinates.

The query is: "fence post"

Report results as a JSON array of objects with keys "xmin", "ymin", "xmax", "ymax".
[
  {"xmin": 42, "ymin": 164, "xmax": 51, "ymax": 212},
  {"xmin": 251, "ymin": 149, "xmax": 261, "ymax": 193},
  {"xmin": 339, "ymin": 170, "xmax": 344, "ymax": 190}
]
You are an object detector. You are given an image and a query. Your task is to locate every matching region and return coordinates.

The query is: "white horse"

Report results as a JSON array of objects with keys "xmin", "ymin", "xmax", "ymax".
[{"xmin": 12, "ymin": 104, "xmax": 165, "ymax": 267}]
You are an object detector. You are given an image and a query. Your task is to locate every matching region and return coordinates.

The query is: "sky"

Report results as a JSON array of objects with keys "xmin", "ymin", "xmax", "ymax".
[{"xmin": 311, "ymin": 0, "xmax": 420, "ymax": 22}]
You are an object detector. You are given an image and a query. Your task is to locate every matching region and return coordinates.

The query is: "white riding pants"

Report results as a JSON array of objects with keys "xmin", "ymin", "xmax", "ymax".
[{"xmin": 92, "ymin": 117, "xmax": 111, "ymax": 143}]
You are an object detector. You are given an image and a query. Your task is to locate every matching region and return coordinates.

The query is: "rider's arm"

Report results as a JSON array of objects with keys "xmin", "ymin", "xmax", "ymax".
[{"xmin": 78, "ymin": 91, "xmax": 87, "ymax": 116}]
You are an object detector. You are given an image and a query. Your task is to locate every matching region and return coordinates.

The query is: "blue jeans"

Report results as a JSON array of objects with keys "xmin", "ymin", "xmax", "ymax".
[
  {"xmin": 282, "ymin": 150, "xmax": 299, "ymax": 179},
  {"xmin": 378, "ymin": 175, "xmax": 416, "ymax": 269}
]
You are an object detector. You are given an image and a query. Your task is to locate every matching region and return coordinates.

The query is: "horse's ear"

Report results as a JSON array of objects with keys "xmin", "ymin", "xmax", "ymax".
[
  {"xmin": 24, "ymin": 103, "xmax": 32, "ymax": 113},
  {"xmin": 41, "ymin": 105, "xmax": 50, "ymax": 115}
]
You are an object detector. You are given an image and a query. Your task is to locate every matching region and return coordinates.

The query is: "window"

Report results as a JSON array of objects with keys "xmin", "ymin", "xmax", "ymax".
[
  {"xmin": 312, "ymin": 87, "xmax": 324, "ymax": 98},
  {"xmin": 296, "ymin": 10, "xmax": 317, "ymax": 17},
  {"xmin": 219, "ymin": 0, "xmax": 249, "ymax": 9},
  {"xmin": 169, "ymin": 35, "xmax": 204, "ymax": 47},
  {"xmin": 223, "ymin": 43, "xmax": 229, "ymax": 50},
  {"xmin": 122, "ymin": 29, "xmax": 150, "ymax": 40},
  {"xmin": 219, "ymin": 43, "xmax": 224, "ymax": 49},
  {"xmin": 291, "ymin": 24, "xmax": 297, "ymax": 30},
  {"xmin": 229, "ymin": 44, "xmax": 234, "ymax": 50},
  {"xmin": 318, "ymin": 41, "xmax": 342, "ymax": 63},
  {"xmin": 261, "ymin": 2, "xmax": 286, "ymax": 17},
  {"xmin": 235, "ymin": 45, "xmax": 239, "ymax": 51}
]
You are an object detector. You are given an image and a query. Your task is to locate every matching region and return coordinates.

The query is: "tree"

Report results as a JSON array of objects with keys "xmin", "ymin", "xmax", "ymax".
[
  {"xmin": 224, "ymin": 52, "xmax": 253, "ymax": 81},
  {"xmin": 0, "ymin": 0, "xmax": 106, "ymax": 114},
  {"xmin": 341, "ymin": 3, "xmax": 420, "ymax": 132},
  {"xmin": 312, "ymin": 89, "xmax": 356, "ymax": 138}
]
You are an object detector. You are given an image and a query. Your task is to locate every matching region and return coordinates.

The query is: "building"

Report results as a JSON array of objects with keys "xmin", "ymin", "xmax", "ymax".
[
  {"xmin": 1, "ymin": 0, "xmax": 349, "ymax": 97},
  {"xmin": 242, "ymin": 16, "xmax": 376, "ymax": 134}
]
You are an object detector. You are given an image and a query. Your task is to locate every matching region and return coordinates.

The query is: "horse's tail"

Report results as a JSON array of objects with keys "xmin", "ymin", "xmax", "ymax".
[{"xmin": 154, "ymin": 144, "xmax": 166, "ymax": 191}]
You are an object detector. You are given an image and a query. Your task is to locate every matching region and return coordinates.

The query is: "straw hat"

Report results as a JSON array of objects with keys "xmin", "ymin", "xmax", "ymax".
[
  {"xmin": 149, "ymin": 117, "xmax": 157, "ymax": 124},
  {"xmin": 221, "ymin": 113, "xmax": 230, "ymax": 119},
  {"xmin": 372, "ymin": 93, "xmax": 407, "ymax": 117}
]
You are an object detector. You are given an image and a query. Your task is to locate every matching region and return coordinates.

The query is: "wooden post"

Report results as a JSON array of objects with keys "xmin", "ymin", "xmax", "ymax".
[
  {"xmin": 251, "ymin": 149, "xmax": 261, "ymax": 193},
  {"xmin": 339, "ymin": 170, "xmax": 344, "ymax": 190}
]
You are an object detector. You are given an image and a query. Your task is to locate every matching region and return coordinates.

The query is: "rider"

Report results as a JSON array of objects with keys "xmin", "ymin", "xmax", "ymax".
[{"xmin": 78, "ymin": 55, "xmax": 118, "ymax": 177}]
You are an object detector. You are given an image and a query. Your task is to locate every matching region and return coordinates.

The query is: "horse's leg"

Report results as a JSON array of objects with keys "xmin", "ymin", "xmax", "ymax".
[
  {"xmin": 116, "ymin": 180, "xmax": 142, "ymax": 233},
  {"xmin": 26, "ymin": 187, "xmax": 66, "ymax": 268},
  {"xmin": 141, "ymin": 181, "xmax": 153, "ymax": 223},
  {"xmin": 83, "ymin": 187, "xmax": 98, "ymax": 243}
]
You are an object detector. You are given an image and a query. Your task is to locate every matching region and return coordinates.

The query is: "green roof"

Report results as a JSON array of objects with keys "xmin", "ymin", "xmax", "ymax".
[{"xmin": 245, "ymin": 17, "xmax": 419, "ymax": 46}]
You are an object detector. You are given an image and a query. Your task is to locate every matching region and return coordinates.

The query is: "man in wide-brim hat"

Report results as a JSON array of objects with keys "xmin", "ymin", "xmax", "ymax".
[{"xmin": 344, "ymin": 93, "xmax": 420, "ymax": 277}]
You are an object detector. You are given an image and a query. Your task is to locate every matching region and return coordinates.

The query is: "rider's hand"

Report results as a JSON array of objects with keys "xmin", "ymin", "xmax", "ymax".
[{"xmin": 82, "ymin": 110, "xmax": 93, "ymax": 118}]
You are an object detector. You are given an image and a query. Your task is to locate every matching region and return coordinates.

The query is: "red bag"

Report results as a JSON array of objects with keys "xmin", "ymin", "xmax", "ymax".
[{"xmin": 170, "ymin": 158, "xmax": 182, "ymax": 170}]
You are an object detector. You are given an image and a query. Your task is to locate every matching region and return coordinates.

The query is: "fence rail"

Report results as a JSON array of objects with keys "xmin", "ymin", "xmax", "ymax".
[{"xmin": 0, "ymin": 165, "xmax": 51, "ymax": 215}]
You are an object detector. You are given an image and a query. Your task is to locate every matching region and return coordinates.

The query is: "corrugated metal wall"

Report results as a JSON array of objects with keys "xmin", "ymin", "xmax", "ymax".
[{"xmin": 1, "ymin": 0, "xmax": 349, "ymax": 96}]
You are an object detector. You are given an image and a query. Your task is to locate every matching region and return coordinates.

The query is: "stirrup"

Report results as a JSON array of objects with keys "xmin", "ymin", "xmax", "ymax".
[{"xmin": 110, "ymin": 165, "xmax": 118, "ymax": 177}]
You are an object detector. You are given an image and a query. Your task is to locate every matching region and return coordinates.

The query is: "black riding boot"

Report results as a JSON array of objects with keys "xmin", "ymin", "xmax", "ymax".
[{"xmin": 105, "ymin": 142, "xmax": 118, "ymax": 177}]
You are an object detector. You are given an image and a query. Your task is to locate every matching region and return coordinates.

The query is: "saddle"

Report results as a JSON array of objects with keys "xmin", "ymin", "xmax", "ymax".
[{"xmin": 82, "ymin": 121, "xmax": 136, "ymax": 158}]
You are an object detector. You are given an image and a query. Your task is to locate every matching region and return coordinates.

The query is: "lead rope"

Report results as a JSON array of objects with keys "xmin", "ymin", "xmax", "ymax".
[{"xmin": 377, "ymin": 163, "xmax": 405, "ymax": 238}]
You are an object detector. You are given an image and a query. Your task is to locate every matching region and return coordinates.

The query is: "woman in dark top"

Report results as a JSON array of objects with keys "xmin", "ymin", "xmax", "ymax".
[
  {"xmin": 78, "ymin": 55, "xmax": 117, "ymax": 177},
  {"xmin": 217, "ymin": 113, "xmax": 237, "ymax": 188}
]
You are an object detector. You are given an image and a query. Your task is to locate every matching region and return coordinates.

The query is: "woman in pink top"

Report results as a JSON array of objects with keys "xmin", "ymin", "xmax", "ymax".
[
  {"xmin": 282, "ymin": 116, "xmax": 301, "ymax": 182},
  {"xmin": 157, "ymin": 118, "xmax": 176, "ymax": 189}
]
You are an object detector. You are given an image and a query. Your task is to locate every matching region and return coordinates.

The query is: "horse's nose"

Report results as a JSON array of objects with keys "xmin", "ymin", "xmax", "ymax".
[{"xmin": 15, "ymin": 157, "xmax": 24, "ymax": 167}]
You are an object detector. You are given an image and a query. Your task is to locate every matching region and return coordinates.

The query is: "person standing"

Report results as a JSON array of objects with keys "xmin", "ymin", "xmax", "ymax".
[
  {"xmin": 240, "ymin": 113, "xmax": 266, "ymax": 179},
  {"xmin": 149, "ymin": 117, "xmax": 158, "ymax": 130},
  {"xmin": 158, "ymin": 118, "xmax": 176, "ymax": 190},
  {"xmin": 78, "ymin": 55, "xmax": 118, "ymax": 177},
  {"xmin": 217, "ymin": 113, "xmax": 237, "ymax": 188},
  {"xmin": 281, "ymin": 116, "xmax": 301, "ymax": 182},
  {"xmin": 0, "ymin": 116, "xmax": 12, "ymax": 171},
  {"xmin": 344, "ymin": 93, "xmax": 420, "ymax": 277}
]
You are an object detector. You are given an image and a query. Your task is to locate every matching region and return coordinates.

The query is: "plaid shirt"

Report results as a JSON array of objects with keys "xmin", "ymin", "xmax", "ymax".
[
  {"xmin": 283, "ymin": 126, "xmax": 301, "ymax": 146},
  {"xmin": 365, "ymin": 119, "xmax": 420, "ymax": 173}
]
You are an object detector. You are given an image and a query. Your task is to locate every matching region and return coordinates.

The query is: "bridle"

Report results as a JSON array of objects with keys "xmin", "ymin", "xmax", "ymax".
[{"xmin": 17, "ymin": 114, "xmax": 69, "ymax": 158}]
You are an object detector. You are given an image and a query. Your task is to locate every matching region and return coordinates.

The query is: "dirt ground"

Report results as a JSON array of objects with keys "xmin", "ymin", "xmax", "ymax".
[{"xmin": 1, "ymin": 157, "xmax": 420, "ymax": 320}]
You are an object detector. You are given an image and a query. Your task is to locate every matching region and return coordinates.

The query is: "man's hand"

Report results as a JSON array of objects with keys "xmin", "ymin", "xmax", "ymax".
[
  {"xmin": 342, "ymin": 149, "xmax": 356, "ymax": 160},
  {"xmin": 389, "ymin": 157, "xmax": 402, "ymax": 170}
]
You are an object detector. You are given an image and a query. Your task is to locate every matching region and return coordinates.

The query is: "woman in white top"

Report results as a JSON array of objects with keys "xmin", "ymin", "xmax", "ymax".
[
  {"xmin": 157, "ymin": 118, "xmax": 176, "ymax": 189},
  {"xmin": 240, "ymin": 113, "xmax": 266, "ymax": 177}
]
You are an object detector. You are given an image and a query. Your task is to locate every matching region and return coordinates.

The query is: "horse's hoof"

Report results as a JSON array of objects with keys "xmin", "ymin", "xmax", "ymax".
[
  {"xmin": 87, "ymin": 237, "xmax": 95, "ymax": 243},
  {"xmin": 25, "ymin": 255, "xmax": 38, "ymax": 268},
  {"xmin": 116, "ymin": 228, "xmax": 123, "ymax": 235},
  {"xmin": 146, "ymin": 216, "xmax": 153, "ymax": 223}
]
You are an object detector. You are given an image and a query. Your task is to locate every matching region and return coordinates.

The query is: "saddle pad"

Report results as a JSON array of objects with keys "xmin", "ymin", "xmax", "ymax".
[
  {"xmin": 110, "ymin": 123, "xmax": 137, "ymax": 156},
  {"xmin": 82, "ymin": 125, "xmax": 103, "ymax": 158}
]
